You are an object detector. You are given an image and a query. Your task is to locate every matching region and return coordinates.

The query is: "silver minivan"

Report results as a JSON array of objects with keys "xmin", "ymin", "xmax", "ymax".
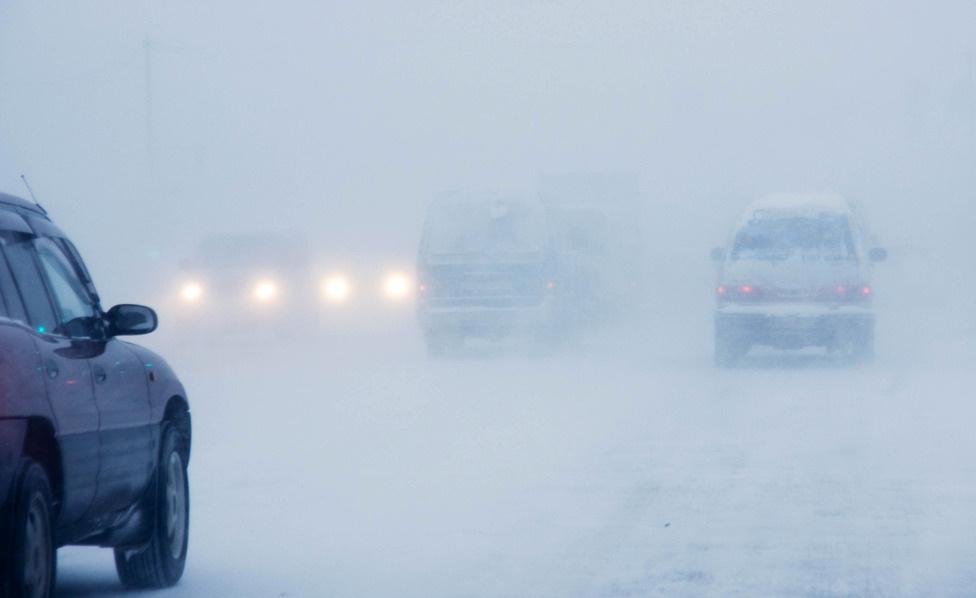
[{"xmin": 416, "ymin": 194, "xmax": 564, "ymax": 355}]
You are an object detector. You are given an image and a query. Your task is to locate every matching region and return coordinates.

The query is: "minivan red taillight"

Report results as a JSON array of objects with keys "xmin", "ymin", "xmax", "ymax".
[{"xmin": 716, "ymin": 283, "xmax": 761, "ymax": 302}]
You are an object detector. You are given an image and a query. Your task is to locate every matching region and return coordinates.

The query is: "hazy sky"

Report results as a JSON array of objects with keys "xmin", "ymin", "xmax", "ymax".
[{"xmin": 1, "ymin": 1, "xmax": 973, "ymax": 297}]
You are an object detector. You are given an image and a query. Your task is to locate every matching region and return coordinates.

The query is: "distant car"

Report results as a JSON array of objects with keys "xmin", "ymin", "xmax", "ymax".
[
  {"xmin": 416, "ymin": 193, "xmax": 571, "ymax": 354},
  {"xmin": 711, "ymin": 193, "xmax": 887, "ymax": 366},
  {"xmin": 0, "ymin": 192, "xmax": 191, "ymax": 596},
  {"xmin": 172, "ymin": 234, "xmax": 416, "ymax": 332},
  {"xmin": 173, "ymin": 232, "xmax": 313, "ymax": 318}
]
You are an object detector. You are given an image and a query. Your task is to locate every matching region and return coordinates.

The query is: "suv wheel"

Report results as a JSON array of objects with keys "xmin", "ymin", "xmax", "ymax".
[
  {"xmin": 2, "ymin": 461, "xmax": 56, "ymax": 598},
  {"xmin": 830, "ymin": 323, "xmax": 874, "ymax": 364},
  {"xmin": 114, "ymin": 422, "xmax": 189, "ymax": 589}
]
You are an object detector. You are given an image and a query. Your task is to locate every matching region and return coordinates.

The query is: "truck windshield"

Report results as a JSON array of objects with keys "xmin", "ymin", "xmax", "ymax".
[
  {"xmin": 424, "ymin": 201, "xmax": 546, "ymax": 256},
  {"xmin": 731, "ymin": 215, "xmax": 855, "ymax": 261}
]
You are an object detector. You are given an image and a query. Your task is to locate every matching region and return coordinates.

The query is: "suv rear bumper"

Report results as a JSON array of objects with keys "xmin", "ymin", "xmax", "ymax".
[{"xmin": 716, "ymin": 303, "xmax": 874, "ymax": 350}]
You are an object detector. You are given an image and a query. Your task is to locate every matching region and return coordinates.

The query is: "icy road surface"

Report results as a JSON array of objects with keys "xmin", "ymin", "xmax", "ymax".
[{"xmin": 55, "ymin": 308, "xmax": 976, "ymax": 597}]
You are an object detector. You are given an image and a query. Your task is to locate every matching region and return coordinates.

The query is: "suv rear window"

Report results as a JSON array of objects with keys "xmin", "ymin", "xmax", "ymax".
[{"xmin": 731, "ymin": 215, "xmax": 855, "ymax": 262}]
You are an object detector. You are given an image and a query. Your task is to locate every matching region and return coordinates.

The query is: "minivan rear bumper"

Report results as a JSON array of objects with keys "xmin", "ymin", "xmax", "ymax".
[
  {"xmin": 419, "ymin": 300, "xmax": 556, "ymax": 337},
  {"xmin": 716, "ymin": 303, "xmax": 873, "ymax": 350}
]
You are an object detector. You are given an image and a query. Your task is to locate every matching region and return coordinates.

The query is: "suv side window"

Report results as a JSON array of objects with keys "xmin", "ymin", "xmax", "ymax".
[
  {"xmin": 0, "ymin": 238, "xmax": 23, "ymax": 320},
  {"xmin": 33, "ymin": 237, "xmax": 99, "ymax": 338},
  {"xmin": 3, "ymin": 234, "xmax": 58, "ymax": 334},
  {"xmin": 60, "ymin": 237, "xmax": 98, "ymax": 297}
]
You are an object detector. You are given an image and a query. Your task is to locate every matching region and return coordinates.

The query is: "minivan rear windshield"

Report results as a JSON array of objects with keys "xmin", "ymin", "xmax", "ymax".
[
  {"xmin": 731, "ymin": 215, "xmax": 855, "ymax": 261},
  {"xmin": 424, "ymin": 201, "xmax": 546, "ymax": 257}
]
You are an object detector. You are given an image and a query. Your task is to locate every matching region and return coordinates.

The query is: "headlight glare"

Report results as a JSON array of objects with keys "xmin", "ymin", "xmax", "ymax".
[
  {"xmin": 383, "ymin": 272, "xmax": 411, "ymax": 300},
  {"xmin": 323, "ymin": 275, "xmax": 351, "ymax": 303},
  {"xmin": 253, "ymin": 280, "xmax": 279, "ymax": 303},
  {"xmin": 180, "ymin": 282, "xmax": 204, "ymax": 303}
]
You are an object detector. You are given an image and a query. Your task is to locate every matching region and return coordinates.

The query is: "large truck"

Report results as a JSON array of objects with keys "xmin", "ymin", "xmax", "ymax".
[{"xmin": 538, "ymin": 173, "xmax": 646, "ymax": 324}]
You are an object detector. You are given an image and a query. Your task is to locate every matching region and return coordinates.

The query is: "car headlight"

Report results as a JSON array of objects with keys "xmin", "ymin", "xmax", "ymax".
[
  {"xmin": 252, "ymin": 280, "xmax": 279, "ymax": 303},
  {"xmin": 382, "ymin": 272, "xmax": 411, "ymax": 301},
  {"xmin": 322, "ymin": 275, "xmax": 351, "ymax": 303},
  {"xmin": 180, "ymin": 282, "xmax": 204, "ymax": 303}
]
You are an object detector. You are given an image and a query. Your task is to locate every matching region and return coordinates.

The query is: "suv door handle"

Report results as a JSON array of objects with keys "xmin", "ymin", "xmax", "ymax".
[
  {"xmin": 44, "ymin": 359, "xmax": 59, "ymax": 379},
  {"xmin": 93, "ymin": 364, "xmax": 108, "ymax": 384}
]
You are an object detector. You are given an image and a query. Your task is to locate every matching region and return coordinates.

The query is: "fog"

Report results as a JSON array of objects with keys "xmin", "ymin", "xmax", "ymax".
[{"xmin": 1, "ymin": 1, "xmax": 975, "ymax": 596}]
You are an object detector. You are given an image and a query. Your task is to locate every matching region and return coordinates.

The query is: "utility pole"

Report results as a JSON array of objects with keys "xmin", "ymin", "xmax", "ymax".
[
  {"xmin": 969, "ymin": 51, "xmax": 974, "ymax": 172},
  {"xmin": 144, "ymin": 37, "xmax": 154, "ymax": 168}
]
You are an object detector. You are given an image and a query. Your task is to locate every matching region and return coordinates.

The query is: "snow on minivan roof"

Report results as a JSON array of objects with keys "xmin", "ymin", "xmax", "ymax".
[{"xmin": 737, "ymin": 193, "xmax": 851, "ymax": 227}]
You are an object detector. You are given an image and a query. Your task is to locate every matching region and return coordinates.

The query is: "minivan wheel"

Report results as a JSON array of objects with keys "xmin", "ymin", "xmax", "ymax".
[
  {"xmin": 2, "ymin": 461, "xmax": 56, "ymax": 598},
  {"xmin": 424, "ymin": 331, "xmax": 462, "ymax": 357},
  {"xmin": 714, "ymin": 330, "xmax": 747, "ymax": 367},
  {"xmin": 114, "ymin": 423, "xmax": 189, "ymax": 589}
]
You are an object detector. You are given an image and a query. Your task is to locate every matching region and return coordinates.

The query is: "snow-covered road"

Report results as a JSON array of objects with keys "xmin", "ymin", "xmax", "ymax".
[{"xmin": 55, "ymin": 306, "xmax": 976, "ymax": 597}]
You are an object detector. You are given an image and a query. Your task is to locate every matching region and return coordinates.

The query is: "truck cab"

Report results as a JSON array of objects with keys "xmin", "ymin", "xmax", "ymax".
[{"xmin": 539, "ymin": 173, "xmax": 646, "ymax": 325}]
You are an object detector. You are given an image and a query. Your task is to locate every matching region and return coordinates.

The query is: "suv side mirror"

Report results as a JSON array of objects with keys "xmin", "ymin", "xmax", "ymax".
[
  {"xmin": 868, "ymin": 247, "xmax": 888, "ymax": 262},
  {"xmin": 710, "ymin": 247, "xmax": 725, "ymax": 262},
  {"xmin": 107, "ymin": 304, "xmax": 158, "ymax": 336}
]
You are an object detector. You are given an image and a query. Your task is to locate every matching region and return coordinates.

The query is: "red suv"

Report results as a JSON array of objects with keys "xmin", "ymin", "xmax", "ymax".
[{"xmin": 0, "ymin": 192, "xmax": 191, "ymax": 597}]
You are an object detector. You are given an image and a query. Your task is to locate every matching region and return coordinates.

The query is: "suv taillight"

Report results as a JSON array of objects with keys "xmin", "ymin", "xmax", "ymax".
[{"xmin": 831, "ymin": 284, "xmax": 872, "ymax": 302}]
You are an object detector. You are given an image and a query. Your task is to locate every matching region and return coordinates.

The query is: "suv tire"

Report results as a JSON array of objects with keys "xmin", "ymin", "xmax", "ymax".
[
  {"xmin": 831, "ymin": 321, "xmax": 874, "ymax": 365},
  {"xmin": 114, "ymin": 422, "xmax": 189, "ymax": 589},
  {"xmin": 2, "ymin": 461, "xmax": 56, "ymax": 598}
]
